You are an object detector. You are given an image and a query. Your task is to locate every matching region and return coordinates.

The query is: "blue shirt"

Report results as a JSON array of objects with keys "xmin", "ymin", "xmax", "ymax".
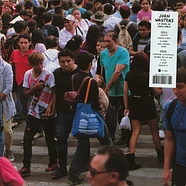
[
  {"xmin": 165, "ymin": 100, "xmax": 186, "ymax": 166},
  {"xmin": 100, "ymin": 46, "xmax": 130, "ymax": 97}
]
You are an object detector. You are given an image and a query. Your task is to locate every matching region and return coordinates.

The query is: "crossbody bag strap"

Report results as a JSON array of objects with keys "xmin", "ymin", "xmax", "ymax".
[
  {"xmin": 71, "ymin": 75, "xmax": 90, "ymax": 92},
  {"xmin": 84, "ymin": 78, "xmax": 93, "ymax": 103}
]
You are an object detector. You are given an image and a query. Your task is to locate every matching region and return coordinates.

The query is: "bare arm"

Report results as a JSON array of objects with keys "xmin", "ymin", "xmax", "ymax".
[
  {"xmin": 129, "ymin": 46, "xmax": 140, "ymax": 56},
  {"xmin": 152, "ymin": 88, "xmax": 162, "ymax": 95},
  {"xmin": 43, "ymin": 87, "xmax": 56, "ymax": 118},
  {"xmin": 123, "ymin": 81, "xmax": 129, "ymax": 116},
  {"xmin": 104, "ymin": 64, "xmax": 126, "ymax": 95},
  {"xmin": 24, "ymin": 82, "xmax": 45, "ymax": 98},
  {"xmin": 163, "ymin": 130, "xmax": 175, "ymax": 186}
]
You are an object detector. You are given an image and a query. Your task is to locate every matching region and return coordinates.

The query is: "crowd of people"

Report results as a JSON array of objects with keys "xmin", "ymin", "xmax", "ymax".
[{"xmin": 0, "ymin": 0, "xmax": 186, "ymax": 185}]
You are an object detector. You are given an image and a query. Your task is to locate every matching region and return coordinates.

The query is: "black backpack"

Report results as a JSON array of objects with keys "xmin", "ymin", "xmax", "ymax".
[
  {"xmin": 42, "ymin": 25, "xmax": 59, "ymax": 39},
  {"xmin": 166, "ymin": 98, "xmax": 178, "ymax": 166},
  {"xmin": 177, "ymin": 48, "xmax": 185, "ymax": 69},
  {"xmin": 166, "ymin": 99, "xmax": 178, "ymax": 125}
]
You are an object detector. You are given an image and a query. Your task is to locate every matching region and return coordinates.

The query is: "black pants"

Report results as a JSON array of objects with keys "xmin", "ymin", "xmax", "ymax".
[
  {"xmin": 172, "ymin": 164, "xmax": 186, "ymax": 186},
  {"xmin": 106, "ymin": 96, "xmax": 124, "ymax": 140},
  {"xmin": 23, "ymin": 115, "xmax": 57, "ymax": 169}
]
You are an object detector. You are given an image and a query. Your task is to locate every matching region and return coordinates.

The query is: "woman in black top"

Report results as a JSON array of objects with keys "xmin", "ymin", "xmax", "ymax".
[{"xmin": 124, "ymin": 52, "xmax": 163, "ymax": 170}]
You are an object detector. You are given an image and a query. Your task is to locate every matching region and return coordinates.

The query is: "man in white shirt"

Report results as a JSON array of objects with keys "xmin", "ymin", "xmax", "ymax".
[
  {"xmin": 103, "ymin": 3, "xmax": 121, "ymax": 30},
  {"xmin": 59, "ymin": 15, "xmax": 86, "ymax": 49}
]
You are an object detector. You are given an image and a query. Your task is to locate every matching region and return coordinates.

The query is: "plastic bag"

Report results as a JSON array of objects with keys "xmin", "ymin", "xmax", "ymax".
[{"xmin": 119, "ymin": 114, "xmax": 131, "ymax": 131}]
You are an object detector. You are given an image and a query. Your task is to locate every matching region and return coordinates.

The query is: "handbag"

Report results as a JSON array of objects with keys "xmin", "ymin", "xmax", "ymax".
[{"xmin": 72, "ymin": 78, "xmax": 105, "ymax": 138}]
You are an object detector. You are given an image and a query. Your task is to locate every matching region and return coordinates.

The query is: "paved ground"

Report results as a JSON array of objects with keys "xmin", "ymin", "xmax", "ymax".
[{"xmin": 11, "ymin": 118, "xmax": 165, "ymax": 186}]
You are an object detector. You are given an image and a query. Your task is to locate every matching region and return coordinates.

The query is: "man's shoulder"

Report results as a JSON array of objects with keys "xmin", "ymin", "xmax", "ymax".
[
  {"xmin": 117, "ymin": 46, "xmax": 129, "ymax": 53},
  {"xmin": 54, "ymin": 67, "xmax": 79, "ymax": 76}
]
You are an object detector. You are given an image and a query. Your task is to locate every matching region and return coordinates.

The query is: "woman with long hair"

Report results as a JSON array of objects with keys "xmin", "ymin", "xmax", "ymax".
[
  {"xmin": 124, "ymin": 52, "xmax": 164, "ymax": 170},
  {"xmin": 32, "ymin": 29, "xmax": 46, "ymax": 53},
  {"xmin": 82, "ymin": 24, "xmax": 102, "ymax": 55}
]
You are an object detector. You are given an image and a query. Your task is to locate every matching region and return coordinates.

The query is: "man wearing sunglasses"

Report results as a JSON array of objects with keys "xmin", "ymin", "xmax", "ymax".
[{"xmin": 87, "ymin": 146, "xmax": 134, "ymax": 186}]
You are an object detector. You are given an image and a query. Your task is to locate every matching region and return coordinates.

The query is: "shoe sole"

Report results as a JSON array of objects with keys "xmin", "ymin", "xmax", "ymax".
[
  {"xmin": 51, "ymin": 173, "xmax": 68, "ymax": 180},
  {"xmin": 20, "ymin": 173, "xmax": 31, "ymax": 177}
]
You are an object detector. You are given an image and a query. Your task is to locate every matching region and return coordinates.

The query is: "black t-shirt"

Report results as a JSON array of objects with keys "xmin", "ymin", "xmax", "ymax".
[
  {"xmin": 53, "ymin": 67, "xmax": 79, "ymax": 111},
  {"xmin": 125, "ymin": 71, "xmax": 151, "ymax": 97},
  {"xmin": 73, "ymin": 71, "xmax": 99, "ymax": 110}
]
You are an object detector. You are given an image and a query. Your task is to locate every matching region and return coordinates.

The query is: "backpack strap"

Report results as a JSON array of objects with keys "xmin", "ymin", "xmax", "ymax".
[
  {"xmin": 117, "ymin": 21, "xmax": 132, "ymax": 30},
  {"xmin": 43, "ymin": 52, "xmax": 50, "ymax": 61},
  {"xmin": 43, "ymin": 52, "xmax": 58, "ymax": 63},
  {"xmin": 84, "ymin": 78, "xmax": 93, "ymax": 103},
  {"xmin": 125, "ymin": 21, "xmax": 133, "ymax": 30},
  {"xmin": 117, "ymin": 23, "xmax": 122, "ymax": 30},
  {"xmin": 177, "ymin": 47, "xmax": 184, "ymax": 54},
  {"xmin": 166, "ymin": 98, "xmax": 178, "ymax": 126}
]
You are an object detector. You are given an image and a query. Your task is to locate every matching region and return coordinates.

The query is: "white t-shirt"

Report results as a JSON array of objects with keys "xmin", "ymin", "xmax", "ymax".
[{"xmin": 23, "ymin": 68, "xmax": 55, "ymax": 119}]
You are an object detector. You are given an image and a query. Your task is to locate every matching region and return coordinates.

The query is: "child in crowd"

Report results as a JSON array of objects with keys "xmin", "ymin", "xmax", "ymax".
[
  {"xmin": 96, "ymin": 74, "xmax": 109, "ymax": 118},
  {"xmin": 72, "ymin": 8, "xmax": 90, "ymax": 35},
  {"xmin": 91, "ymin": 38, "xmax": 105, "ymax": 79},
  {"xmin": 137, "ymin": 0, "xmax": 152, "ymax": 23}
]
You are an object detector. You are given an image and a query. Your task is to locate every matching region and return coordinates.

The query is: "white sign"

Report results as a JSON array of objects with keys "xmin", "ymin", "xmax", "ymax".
[{"xmin": 149, "ymin": 11, "xmax": 178, "ymax": 88}]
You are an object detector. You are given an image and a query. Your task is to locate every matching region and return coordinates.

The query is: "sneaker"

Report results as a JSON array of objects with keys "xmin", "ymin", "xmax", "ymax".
[
  {"xmin": 12, "ymin": 122, "xmax": 18, "ymax": 128},
  {"xmin": 51, "ymin": 167, "xmax": 68, "ymax": 179},
  {"xmin": 34, "ymin": 132, "xmax": 44, "ymax": 139},
  {"xmin": 6, "ymin": 150, "xmax": 15, "ymax": 162},
  {"xmin": 159, "ymin": 129, "xmax": 165, "ymax": 139},
  {"xmin": 45, "ymin": 163, "xmax": 58, "ymax": 172},
  {"xmin": 19, "ymin": 167, "xmax": 31, "ymax": 177},
  {"xmin": 67, "ymin": 177, "xmax": 85, "ymax": 186}
]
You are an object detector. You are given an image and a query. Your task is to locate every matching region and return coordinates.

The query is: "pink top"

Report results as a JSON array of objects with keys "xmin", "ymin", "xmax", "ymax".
[
  {"xmin": 0, "ymin": 157, "xmax": 24, "ymax": 186},
  {"xmin": 137, "ymin": 9, "xmax": 152, "ymax": 23}
]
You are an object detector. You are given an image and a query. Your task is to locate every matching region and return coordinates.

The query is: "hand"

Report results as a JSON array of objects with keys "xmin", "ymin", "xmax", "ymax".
[
  {"xmin": 163, "ymin": 168, "xmax": 172, "ymax": 186},
  {"xmin": 124, "ymin": 109, "xmax": 129, "ymax": 116},
  {"xmin": 104, "ymin": 87, "xmax": 110, "ymax": 96},
  {"xmin": 43, "ymin": 106, "xmax": 54, "ymax": 119},
  {"xmin": 33, "ymin": 82, "xmax": 45, "ymax": 91}
]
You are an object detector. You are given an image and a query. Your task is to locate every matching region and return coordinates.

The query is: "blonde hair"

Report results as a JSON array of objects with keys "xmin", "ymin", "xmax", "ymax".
[{"xmin": 28, "ymin": 52, "xmax": 44, "ymax": 66}]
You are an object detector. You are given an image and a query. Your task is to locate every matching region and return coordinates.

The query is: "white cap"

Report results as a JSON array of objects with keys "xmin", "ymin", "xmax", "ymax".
[
  {"xmin": 115, "ymin": 0, "xmax": 124, "ymax": 5},
  {"xmin": 64, "ymin": 15, "xmax": 75, "ymax": 21}
]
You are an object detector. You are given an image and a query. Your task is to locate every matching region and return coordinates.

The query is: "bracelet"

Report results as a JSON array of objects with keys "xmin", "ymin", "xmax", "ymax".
[{"xmin": 125, "ymin": 107, "xmax": 129, "ymax": 109}]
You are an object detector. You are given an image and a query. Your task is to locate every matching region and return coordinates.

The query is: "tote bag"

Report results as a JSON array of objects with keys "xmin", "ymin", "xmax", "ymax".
[{"xmin": 72, "ymin": 78, "xmax": 104, "ymax": 138}]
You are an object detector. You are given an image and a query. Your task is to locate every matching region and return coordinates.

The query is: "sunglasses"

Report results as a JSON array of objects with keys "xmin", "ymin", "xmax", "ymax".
[{"xmin": 89, "ymin": 166, "xmax": 112, "ymax": 177}]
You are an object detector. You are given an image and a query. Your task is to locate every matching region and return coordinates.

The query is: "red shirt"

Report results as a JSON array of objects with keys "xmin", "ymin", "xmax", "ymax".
[
  {"xmin": 10, "ymin": 49, "xmax": 34, "ymax": 86},
  {"xmin": 0, "ymin": 157, "xmax": 24, "ymax": 186}
]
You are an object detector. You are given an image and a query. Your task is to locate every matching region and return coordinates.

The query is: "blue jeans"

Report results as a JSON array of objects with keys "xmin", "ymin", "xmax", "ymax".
[
  {"xmin": 55, "ymin": 110, "xmax": 75, "ymax": 170},
  {"xmin": 159, "ymin": 107, "xmax": 165, "ymax": 130},
  {"xmin": 23, "ymin": 115, "xmax": 57, "ymax": 168},
  {"xmin": 0, "ymin": 99, "xmax": 4, "ymax": 157}
]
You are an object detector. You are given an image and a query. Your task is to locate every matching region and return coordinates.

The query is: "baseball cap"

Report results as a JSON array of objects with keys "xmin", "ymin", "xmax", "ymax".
[
  {"xmin": 115, "ymin": 0, "xmax": 125, "ymax": 5},
  {"xmin": 63, "ymin": 15, "xmax": 75, "ymax": 21}
]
